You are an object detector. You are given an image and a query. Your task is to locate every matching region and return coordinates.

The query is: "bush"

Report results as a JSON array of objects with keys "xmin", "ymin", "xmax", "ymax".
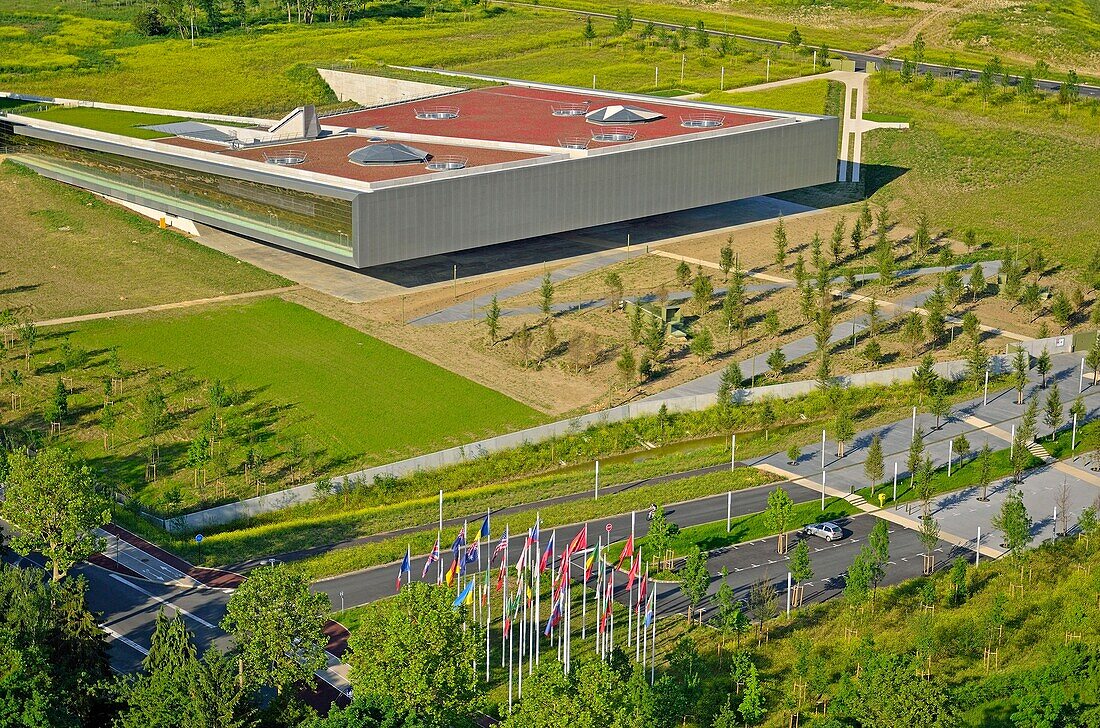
[{"xmin": 133, "ymin": 7, "xmax": 167, "ymax": 36}]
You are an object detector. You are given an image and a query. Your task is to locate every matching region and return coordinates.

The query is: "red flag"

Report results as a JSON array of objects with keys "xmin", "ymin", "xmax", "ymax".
[
  {"xmin": 616, "ymin": 534, "xmax": 634, "ymax": 571},
  {"xmin": 625, "ymin": 554, "xmax": 639, "ymax": 593},
  {"xmin": 637, "ymin": 570, "xmax": 648, "ymax": 613},
  {"xmin": 563, "ymin": 526, "xmax": 587, "ymax": 563}
]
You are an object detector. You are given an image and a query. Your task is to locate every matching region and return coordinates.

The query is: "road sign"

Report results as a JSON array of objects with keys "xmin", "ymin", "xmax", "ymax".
[
  {"xmin": 605, "ymin": 523, "xmax": 613, "ymax": 533},
  {"xmin": 194, "ymin": 534, "xmax": 203, "ymax": 543}
]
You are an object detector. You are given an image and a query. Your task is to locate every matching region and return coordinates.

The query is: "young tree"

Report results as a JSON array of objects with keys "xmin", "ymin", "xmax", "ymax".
[
  {"xmin": 792, "ymin": 253, "xmax": 807, "ymax": 287},
  {"xmin": 647, "ymin": 505, "xmax": 673, "ymax": 564},
  {"xmin": 221, "ymin": 564, "xmax": 330, "ymax": 694},
  {"xmin": 1035, "ymin": 349, "xmax": 1052, "ymax": 389},
  {"xmin": 603, "ymin": 271, "xmax": 624, "ymax": 308},
  {"xmin": 1086, "ymin": 336, "xmax": 1100, "ymax": 385},
  {"xmin": 763, "ymin": 308, "xmax": 781, "ymax": 339},
  {"xmin": 18, "ymin": 320, "xmax": 38, "ymax": 372},
  {"xmin": 929, "ymin": 377, "xmax": 951, "ymax": 430},
  {"xmin": 992, "ymin": 488, "xmax": 1033, "ymax": 562},
  {"xmin": 865, "ymin": 433, "xmax": 884, "ymax": 491},
  {"xmin": 907, "ymin": 427, "xmax": 926, "ymax": 480},
  {"xmin": 348, "ymin": 582, "xmax": 481, "ymax": 727},
  {"xmin": 765, "ymin": 486, "xmax": 795, "ymax": 553},
  {"xmin": 789, "ymin": 539, "xmax": 813, "ymax": 605},
  {"xmin": 1070, "ymin": 394, "xmax": 1087, "ymax": 426},
  {"xmin": 675, "ymin": 260, "xmax": 691, "ymax": 288},
  {"xmin": 863, "ymin": 339, "xmax": 882, "ymax": 368},
  {"xmin": 582, "ymin": 15, "xmax": 596, "ymax": 44},
  {"xmin": 514, "ymin": 324, "xmax": 533, "ymax": 366},
  {"xmin": 787, "ymin": 443, "xmax": 801, "ymax": 465},
  {"xmin": 717, "ymin": 362, "xmax": 743, "ymax": 407},
  {"xmin": 1020, "ymin": 397, "xmax": 1040, "ymax": 443},
  {"xmin": 773, "ymin": 216, "xmax": 788, "ymax": 268},
  {"xmin": 541, "ymin": 322, "xmax": 559, "ymax": 361},
  {"xmin": 766, "ymin": 347, "xmax": 787, "ymax": 380},
  {"xmin": 912, "ymin": 354, "xmax": 938, "ymax": 405},
  {"xmin": 758, "ymin": 397, "xmax": 776, "ymax": 440},
  {"xmin": 902, "ymin": 311, "xmax": 925, "ymax": 356},
  {"xmin": 691, "ymin": 270, "xmax": 714, "ymax": 316},
  {"xmin": 116, "ymin": 609, "xmax": 199, "ymax": 728},
  {"xmin": 1044, "ymin": 384, "xmax": 1063, "ymax": 440},
  {"xmin": 539, "ymin": 272, "xmax": 555, "ymax": 320},
  {"xmin": 689, "ymin": 326, "xmax": 714, "ymax": 360},
  {"xmin": 844, "ymin": 546, "xmax": 873, "ymax": 609},
  {"xmin": 1051, "ymin": 289, "xmax": 1073, "ymax": 332},
  {"xmin": 1012, "ymin": 349, "xmax": 1030, "ymax": 404},
  {"xmin": 45, "ymin": 377, "xmax": 69, "ymax": 426},
  {"xmin": 738, "ymin": 665, "xmax": 766, "ymax": 725},
  {"xmin": 719, "ymin": 239, "xmax": 734, "ymax": 280},
  {"xmin": 679, "ymin": 547, "xmax": 711, "ymax": 623},
  {"xmin": 833, "ymin": 403, "xmax": 854, "ymax": 457},
  {"xmin": 829, "ymin": 217, "xmax": 846, "ymax": 263},
  {"xmin": 952, "ymin": 433, "xmax": 971, "ymax": 470},
  {"xmin": 969, "ymin": 263, "xmax": 986, "ymax": 301},
  {"xmin": 616, "ymin": 346, "xmax": 637, "ymax": 387},
  {"xmin": 918, "ymin": 513, "xmax": 940, "ymax": 562},
  {"xmin": 485, "ymin": 294, "xmax": 501, "ymax": 344},
  {"xmin": 810, "ymin": 231, "xmax": 825, "ymax": 271},
  {"xmin": 1, "ymin": 448, "xmax": 110, "ymax": 580},
  {"xmin": 913, "ymin": 211, "xmax": 931, "ymax": 259}
]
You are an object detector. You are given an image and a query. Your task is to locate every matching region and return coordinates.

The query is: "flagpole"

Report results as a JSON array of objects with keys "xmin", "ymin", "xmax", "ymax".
[
  {"xmin": 519, "ymin": 584, "xmax": 525, "ymax": 698},
  {"xmin": 628, "ymin": 511, "xmax": 634, "ymax": 648},
  {"xmin": 650, "ymin": 589, "xmax": 657, "ymax": 685},
  {"xmin": 534, "ymin": 530, "xmax": 540, "ymax": 670},
  {"xmin": 642, "ymin": 588, "xmax": 649, "ymax": 677},
  {"xmin": 438, "ymin": 490, "xmax": 444, "ymax": 585},
  {"xmin": 609, "ymin": 566, "xmax": 615, "ymax": 656},
  {"xmin": 501, "ymin": 537, "xmax": 508, "ymax": 668}
]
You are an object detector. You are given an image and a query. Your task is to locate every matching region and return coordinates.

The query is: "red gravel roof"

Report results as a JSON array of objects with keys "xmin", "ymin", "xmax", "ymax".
[
  {"xmin": 325, "ymin": 85, "xmax": 776, "ymax": 147},
  {"xmin": 215, "ymin": 135, "xmax": 542, "ymax": 183}
]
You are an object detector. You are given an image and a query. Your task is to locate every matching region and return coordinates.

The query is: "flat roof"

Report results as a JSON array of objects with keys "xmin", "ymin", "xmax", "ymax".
[{"xmin": 325, "ymin": 85, "xmax": 777, "ymax": 148}]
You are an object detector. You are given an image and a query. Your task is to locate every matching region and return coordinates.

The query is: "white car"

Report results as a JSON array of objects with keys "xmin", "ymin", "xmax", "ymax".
[{"xmin": 804, "ymin": 521, "xmax": 843, "ymax": 542}]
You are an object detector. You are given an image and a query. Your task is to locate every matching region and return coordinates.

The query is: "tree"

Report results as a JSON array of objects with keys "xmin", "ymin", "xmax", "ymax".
[
  {"xmin": 1, "ymin": 449, "xmax": 110, "ymax": 580},
  {"xmin": 485, "ymin": 294, "xmax": 501, "ymax": 344},
  {"xmin": 347, "ymin": 582, "xmax": 482, "ymax": 727},
  {"xmin": 539, "ymin": 272, "xmax": 555, "ymax": 319},
  {"xmin": 717, "ymin": 362, "xmax": 742, "ymax": 407},
  {"xmin": 542, "ymin": 321, "xmax": 559, "ymax": 361},
  {"xmin": 675, "ymin": 260, "xmax": 691, "ymax": 288},
  {"xmin": 1078, "ymin": 506, "xmax": 1098, "ymax": 548},
  {"xmin": 45, "ymin": 377, "xmax": 69, "ymax": 426},
  {"xmin": 792, "ymin": 253, "xmax": 807, "ymax": 287},
  {"xmin": 221, "ymin": 564, "xmax": 330, "ymax": 694},
  {"xmin": 833, "ymin": 403, "xmax": 854, "ymax": 457},
  {"xmin": 679, "ymin": 548, "xmax": 711, "ymax": 622},
  {"xmin": 616, "ymin": 346, "xmax": 637, "ymax": 388},
  {"xmin": 514, "ymin": 324, "xmax": 533, "ymax": 366},
  {"xmin": 912, "ymin": 354, "xmax": 938, "ymax": 404},
  {"xmin": 968, "ymin": 263, "xmax": 986, "ymax": 302},
  {"xmin": 907, "ymin": 427, "xmax": 925, "ymax": 481},
  {"xmin": 836, "ymin": 649, "xmax": 960, "ymax": 728},
  {"xmin": 865, "ymin": 433, "xmax": 884, "ymax": 490},
  {"xmin": 789, "ymin": 539, "xmax": 813, "ymax": 602},
  {"xmin": 1020, "ymin": 397, "xmax": 1039, "ymax": 443},
  {"xmin": 763, "ymin": 348, "xmax": 786, "ymax": 381},
  {"xmin": 765, "ymin": 487, "xmax": 795, "ymax": 553},
  {"xmin": 603, "ymin": 272, "xmax": 624, "ymax": 309},
  {"xmin": 1059, "ymin": 69, "xmax": 1081, "ymax": 105},
  {"xmin": 773, "ymin": 216, "xmax": 788, "ymax": 268},
  {"xmin": 949, "ymin": 556, "xmax": 968, "ymax": 606},
  {"xmin": 738, "ymin": 665, "xmax": 766, "ymax": 725},
  {"xmin": 902, "ymin": 311, "xmax": 925, "ymax": 356},
  {"xmin": 1069, "ymin": 395, "xmax": 1086, "ymax": 426},
  {"xmin": 116, "ymin": 609, "xmax": 199, "ymax": 728},
  {"xmin": 1086, "ymin": 336, "xmax": 1100, "ymax": 384},
  {"xmin": 918, "ymin": 513, "xmax": 940, "ymax": 561},
  {"xmin": 992, "ymin": 488, "xmax": 1033, "ymax": 561},
  {"xmin": 929, "ymin": 377, "xmax": 951, "ymax": 430},
  {"xmin": 691, "ymin": 270, "xmax": 714, "ymax": 315},
  {"xmin": 844, "ymin": 546, "xmax": 873, "ymax": 609},
  {"xmin": 913, "ymin": 31, "xmax": 926, "ymax": 62},
  {"xmin": 714, "ymin": 572, "xmax": 750, "ymax": 651},
  {"xmin": 829, "ymin": 217, "xmax": 846, "ymax": 263},
  {"xmin": 19, "ymin": 320, "xmax": 38, "ymax": 372},
  {"xmin": 1044, "ymin": 385, "xmax": 1063, "ymax": 440},
  {"xmin": 719, "ymin": 240, "xmax": 734, "ymax": 280},
  {"xmin": 952, "ymin": 433, "xmax": 971, "ymax": 470},
  {"xmin": 868, "ymin": 520, "xmax": 890, "ymax": 603},
  {"xmin": 913, "ymin": 211, "xmax": 931, "ymax": 259},
  {"xmin": 786, "ymin": 443, "xmax": 801, "ymax": 465},
  {"xmin": 763, "ymin": 308, "xmax": 780, "ymax": 339},
  {"xmin": 810, "ymin": 231, "xmax": 825, "ymax": 272},
  {"xmin": 647, "ymin": 505, "xmax": 673, "ymax": 564},
  {"xmin": 1034, "ymin": 351, "xmax": 1053, "ymax": 392},
  {"xmin": 758, "ymin": 397, "xmax": 776, "ymax": 440},
  {"xmin": 863, "ymin": 339, "xmax": 882, "ymax": 367},
  {"xmin": 689, "ymin": 326, "xmax": 714, "ymax": 360},
  {"xmin": 582, "ymin": 16, "xmax": 596, "ymax": 44},
  {"xmin": 1012, "ymin": 349, "xmax": 1030, "ymax": 404},
  {"xmin": 1051, "ymin": 289, "xmax": 1072, "ymax": 332}
]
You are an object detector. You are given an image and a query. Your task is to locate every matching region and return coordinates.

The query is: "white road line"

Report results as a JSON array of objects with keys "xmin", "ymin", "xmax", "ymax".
[
  {"xmin": 107, "ymin": 573, "xmax": 215, "ymax": 629},
  {"xmin": 102, "ymin": 625, "xmax": 149, "ymax": 656}
]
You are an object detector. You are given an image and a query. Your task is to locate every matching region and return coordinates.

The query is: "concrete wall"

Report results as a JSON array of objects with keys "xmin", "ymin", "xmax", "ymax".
[
  {"xmin": 0, "ymin": 91, "xmax": 273, "ymax": 125},
  {"xmin": 318, "ymin": 69, "xmax": 459, "ymax": 107},
  {"xmin": 355, "ymin": 116, "xmax": 839, "ymax": 267},
  {"xmin": 160, "ymin": 353, "xmax": 1004, "ymax": 533}
]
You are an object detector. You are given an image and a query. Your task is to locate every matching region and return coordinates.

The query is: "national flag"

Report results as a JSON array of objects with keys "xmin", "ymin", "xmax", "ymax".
[
  {"xmin": 584, "ymin": 541, "xmax": 601, "ymax": 582},
  {"xmin": 445, "ymin": 556, "xmax": 461, "ymax": 586},
  {"xmin": 495, "ymin": 558, "xmax": 507, "ymax": 592},
  {"xmin": 452, "ymin": 578, "xmax": 477, "ymax": 609},
  {"xmin": 515, "ymin": 531, "xmax": 532, "ymax": 573},
  {"xmin": 637, "ymin": 570, "xmax": 648, "ymax": 613},
  {"xmin": 421, "ymin": 535, "xmax": 441, "ymax": 579},
  {"xmin": 491, "ymin": 526, "xmax": 509, "ymax": 563},
  {"xmin": 464, "ymin": 533, "xmax": 481, "ymax": 565},
  {"xmin": 625, "ymin": 553, "xmax": 640, "ymax": 593},
  {"xmin": 528, "ymin": 517, "xmax": 540, "ymax": 547},
  {"xmin": 599, "ymin": 582, "xmax": 613, "ymax": 634},
  {"xmin": 616, "ymin": 534, "xmax": 634, "ymax": 571},
  {"xmin": 564, "ymin": 525, "xmax": 587, "ymax": 563},
  {"xmin": 544, "ymin": 596, "xmax": 563, "ymax": 636},
  {"xmin": 644, "ymin": 591, "xmax": 655, "ymax": 627},
  {"xmin": 538, "ymin": 531, "xmax": 556, "ymax": 574},
  {"xmin": 479, "ymin": 513, "xmax": 491, "ymax": 540},
  {"xmin": 450, "ymin": 522, "xmax": 467, "ymax": 559},
  {"xmin": 396, "ymin": 547, "xmax": 410, "ymax": 592}
]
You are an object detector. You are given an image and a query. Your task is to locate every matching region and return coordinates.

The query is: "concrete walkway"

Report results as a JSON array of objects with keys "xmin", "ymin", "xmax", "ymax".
[{"xmin": 833, "ymin": 71, "xmax": 910, "ymax": 183}]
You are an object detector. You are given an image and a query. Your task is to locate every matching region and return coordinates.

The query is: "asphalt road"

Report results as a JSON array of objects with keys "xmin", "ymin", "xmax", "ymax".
[{"xmin": 312, "ymin": 478, "xmax": 818, "ymax": 610}]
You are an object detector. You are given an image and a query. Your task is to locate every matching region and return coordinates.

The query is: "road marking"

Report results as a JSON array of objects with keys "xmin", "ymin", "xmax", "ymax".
[
  {"xmin": 107, "ymin": 573, "xmax": 215, "ymax": 629},
  {"xmin": 102, "ymin": 625, "xmax": 149, "ymax": 656}
]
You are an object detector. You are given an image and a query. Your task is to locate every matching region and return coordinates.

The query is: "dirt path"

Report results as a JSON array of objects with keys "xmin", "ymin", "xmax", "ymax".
[
  {"xmin": 33, "ymin": 286, "xmax": 301, "ymax": 328},
  {"xmin": 870, "ymin": 0, "xmax": 983, "ymax": 57}
]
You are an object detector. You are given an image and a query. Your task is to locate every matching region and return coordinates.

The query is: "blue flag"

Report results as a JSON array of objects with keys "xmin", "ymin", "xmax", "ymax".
[{"xmin": 452, "ymin": 578, "xmax": 477, "ymax": 609}]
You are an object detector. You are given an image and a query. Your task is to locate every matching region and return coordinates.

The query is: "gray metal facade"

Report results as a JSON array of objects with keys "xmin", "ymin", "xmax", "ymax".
[{"xmin": 4, "ymin": 112, "xmax": 837, "ymax": 270}]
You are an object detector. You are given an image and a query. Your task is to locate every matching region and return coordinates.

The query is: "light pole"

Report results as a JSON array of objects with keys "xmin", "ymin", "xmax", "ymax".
[
  {"xmin": 821, "ymin": 429, "xmax": 826, "ymax": 469},
  {"xmin": 339, "ymin": 591, "xmax": 345, "ymax": 612},
  {"xmin": 1072, "ymin": 413, "xmax": 1078, "ymax": 455},
  {"xmin": 1080, "ymin": 358, "xmax": 1086, "ymax": 393},
  {"xmin": 983, "ymin": 369, "xmax": 989, "ymax": 406},
  {"xmin": 892, "ymin": 462, "xmax": 898, "ymax": 505},
  {"xmin": 821, "ymin": 469, "xmax": 826, "ymax": 510},
  {"xmin": 911, "ymin": 406, "xmax": 917, "ymax": 439}
]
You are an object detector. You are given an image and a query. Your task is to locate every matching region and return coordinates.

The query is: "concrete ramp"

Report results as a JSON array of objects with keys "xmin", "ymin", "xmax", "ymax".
[{"xmin": 266, "ymin": 105, "xmax": 320, "ymax": 140}]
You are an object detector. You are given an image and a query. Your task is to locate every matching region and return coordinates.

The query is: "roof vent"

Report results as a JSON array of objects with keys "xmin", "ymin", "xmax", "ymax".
[
  {"xmin": 367, "ymin": 136, "xmax": 386, "ymax": 142},
  {"xmin": 425, "ymin": 155, "xmax": 467, "ymax": 171},
  {"xmin": 551, "ymin": 102, "xmax": 589, "ymax": 117},
  {"xmin": 558, "ymin": 136, "xmax": 590, "ymax": 150},
  {"xmin": 348, "ymin": 142, "xmax": 431, "ymax": 165},
  {"xmin": 590, "ymin": 128, "xmax": 636, "ymax": 143},
  {"xmin": 414, "ymin": 106, "xmax": 459, "ymax": 120},
  {"xmin": 680, "ymin": 113, "xmax": 725, "ymax": 129},
  {"xmin": 585, "ymin": 105, "xmax": 663, "ymax": 125},
  {"xmin": 262, "ymin": 149, "xmax": 308, "ymax": 166}
]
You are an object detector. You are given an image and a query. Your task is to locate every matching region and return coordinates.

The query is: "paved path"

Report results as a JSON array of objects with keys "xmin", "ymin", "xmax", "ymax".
[{"xmin": 33, "ymin": 286, "xmax": 300, "ymax": 328}]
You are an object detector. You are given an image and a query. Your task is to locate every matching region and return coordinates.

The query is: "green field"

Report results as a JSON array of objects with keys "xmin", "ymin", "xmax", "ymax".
[
  {"xmin": 0, "ymin": 161, "xmax": 288, "ymax": 319},
  {"xmin": 0, "ymin": 297, "xmax": 543, "ymax": 515},
  {"xmin": 863, "ymin": 71, "xmax": 1100, "ymax": 271},
  {"xmin": 698, "ymin": 78, "xmax": 835, "ymax": 114},
  {"xmin": 21, "ymin": 106, "xmax": 191, "ymax": 138}
]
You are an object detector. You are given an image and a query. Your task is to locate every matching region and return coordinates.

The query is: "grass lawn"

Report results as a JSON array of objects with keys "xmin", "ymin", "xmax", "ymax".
[
  {"xmin": 20, "ymin": 106, "xmax": 191, "ymax": 138},
  {"xmin": 697, "ymin": 78, "xmax": 835, "ymax": 114},
  {"xmin": 0, "ymin": 161, "xmax": 288, "ymax": 319},
  {"xmin": 863, "ymin": 71, "xmax": 1100, "ymax": 272},
  {"xmin": 10, "ymin": 297, "xmax": 542, "ymax": 515}
]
